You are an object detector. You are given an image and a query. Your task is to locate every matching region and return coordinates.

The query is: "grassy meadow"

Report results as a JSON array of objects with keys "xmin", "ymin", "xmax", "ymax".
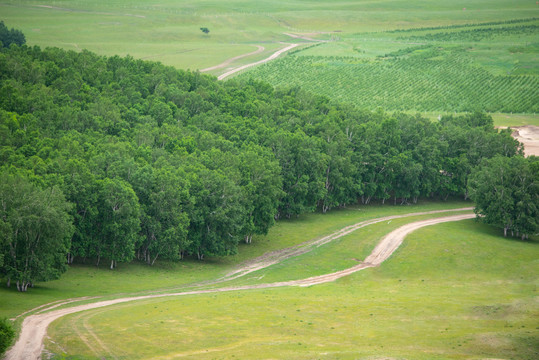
[
  {"xmin": 0, "ymin": 200, "xmax": 469, "ymax": 320},
  {"xmin": 45, "ymin": 214, "xmax": 539, "ymax": 359}
]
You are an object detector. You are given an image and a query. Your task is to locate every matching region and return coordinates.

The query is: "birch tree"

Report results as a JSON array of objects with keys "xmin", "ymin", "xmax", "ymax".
[{"xmin": 0, "ymin": 172, "xmax": 73, "ymax": 291}]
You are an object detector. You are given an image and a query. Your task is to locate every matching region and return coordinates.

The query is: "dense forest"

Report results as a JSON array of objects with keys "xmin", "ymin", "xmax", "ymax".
[{"xmin": 0, "ymin": 29, "xmax": 534, "ymax": 290}]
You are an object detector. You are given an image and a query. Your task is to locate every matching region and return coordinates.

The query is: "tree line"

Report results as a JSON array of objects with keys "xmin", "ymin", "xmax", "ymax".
[
  {"xmin": 0, "ymin": 35, "xmax": 534, "ymax": 290},
  {"xmin": 0, "ymin": 21, "xmax": 25, "ymax": 49}
]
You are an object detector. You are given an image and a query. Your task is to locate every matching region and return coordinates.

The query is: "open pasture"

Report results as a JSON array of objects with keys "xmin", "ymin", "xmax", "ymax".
[
  {"xmin": 1, "ymin": 1, "xmax": 538, "ymax": 116},
  {"xmin": 0, "ymin": 201, "xmax": 469, "ymax": 320},
  {"xmin": 45, "ymin": 215, "xmax": 539, "ymax": 359},
  {"xmin": 0, "ymin": 1, "xmax": 537, "ymax": 72}
]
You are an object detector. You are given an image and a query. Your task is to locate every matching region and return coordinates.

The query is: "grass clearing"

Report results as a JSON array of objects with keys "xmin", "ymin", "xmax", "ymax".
[
  {"xmin": 46, "ymin": 219, "xmax": 539, "ymax": 359},
  {"xmin": 0, "ymin": 200, "xmax": 468, "ymax": 321}
]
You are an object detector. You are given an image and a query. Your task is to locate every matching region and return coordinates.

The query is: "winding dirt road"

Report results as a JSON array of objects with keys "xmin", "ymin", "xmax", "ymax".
[
  {"xmin": 200, "ymin": 45, "xmax": 265, "ymax": 73},
  {"xmin": 4, "ymin": 209, "xmax": 474, "ymax": 360},
  {"xmin": 217, "ymin": 43, "xmax": 299, "ymax": 80}
]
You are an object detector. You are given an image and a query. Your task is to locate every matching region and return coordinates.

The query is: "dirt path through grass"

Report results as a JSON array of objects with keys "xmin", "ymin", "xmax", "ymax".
[
  {"xmin": 217, "ymin": 43, "xmax": 299, "ymax": 80},
  {"xmin": 200, "ymin": 45, "xmax": 265, "ymax": 73},
  {"xmin": 4, "ymin": 209, "xmax": 474, "ymax": 360}
]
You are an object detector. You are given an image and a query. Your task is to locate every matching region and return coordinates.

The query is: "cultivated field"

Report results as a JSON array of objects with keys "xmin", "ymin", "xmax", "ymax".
[
  {"xmin": 2, "ymin": 0, "xmax": 537, "ymax": 118},
  {"xmin": 237, "ymin": 18, "xmax": 539, "ymax": 114}
]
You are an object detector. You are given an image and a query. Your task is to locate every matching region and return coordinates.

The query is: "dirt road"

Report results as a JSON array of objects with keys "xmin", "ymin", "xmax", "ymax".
[
  {"xmin": 200, "ymin": 45, "xmax": 265, "ymax": 73},
  {"xmin": 4, "ymin": 210, "xmax": 474, "ymax": 360},
  {"xmin": 217, "ymin": 43, "xmax": 298, "ymax": 80}
]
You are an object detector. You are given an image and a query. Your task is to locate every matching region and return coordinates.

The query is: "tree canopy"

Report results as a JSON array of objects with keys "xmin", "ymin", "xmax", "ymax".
[
  {"xmin": 0, "ymin": 171, "xmax": 73, "ymax": 291},
  {"xmin": 0, "ymin": 21, "xmax": 25, "ymax": 48},
  {"xmin": 469, "ymin": 155, "xmax": 538, "ymax": 238},
  {"xmin": 0, "ymin": 26, "xmax": 526, "ymax": 289}
]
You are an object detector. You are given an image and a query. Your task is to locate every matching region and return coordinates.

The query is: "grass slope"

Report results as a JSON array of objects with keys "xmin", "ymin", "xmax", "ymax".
[{"xmin": 45, "ymin": 218, "xmax": 539, "ymax": 359}]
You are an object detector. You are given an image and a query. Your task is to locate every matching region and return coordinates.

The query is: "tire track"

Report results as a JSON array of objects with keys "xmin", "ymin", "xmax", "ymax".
[
  {"xmin": 4, "ymin": 209, "xmax": 474, "ymax": 360},
  {"xmin": 217, "ymin": 43, "xmax": 299, "ymax": 80},
  {"xmin": 200, "ymin": 45, "xmax": 265, "ymax": 72}
]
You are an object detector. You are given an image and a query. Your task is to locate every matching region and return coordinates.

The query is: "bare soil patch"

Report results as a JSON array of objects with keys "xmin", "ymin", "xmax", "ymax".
[{"xmin": 511, "ymin": 125, "xmax": 539, "ymax": 156}]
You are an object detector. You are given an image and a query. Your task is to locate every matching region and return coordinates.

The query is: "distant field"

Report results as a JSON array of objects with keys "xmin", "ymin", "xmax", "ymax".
[
  {"xmin": 236, "ymin": 18, "xmax": 539, "ymax": 114},
  {"xmin": 0, "ymin": 1, "xmax": 536, "ymax": 70},
  {"xmin": 1, "ymin": 1, "xmax": 538, "ymax": 116},
  {"xmin": 46, "ymin": 216, "xmax": 539, "ymax": 359}
]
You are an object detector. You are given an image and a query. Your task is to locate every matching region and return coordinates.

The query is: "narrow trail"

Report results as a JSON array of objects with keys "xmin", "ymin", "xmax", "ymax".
[
  {"xmin": 217, "ymin": 43, "xmax": 299, "ymax": 80},
  {"xmin": 218, "ymin": 207, "xmax": 473, "ymax": 282},
  {"xmin": 205, "ymin": 32, "xmax": 327, "ymax": 80},
  {"xmin": 4, "ymin": 209, "xmax": 474, "ymax": 360},
  {"xmin": 200, "ymin": 45, "xmax": 265, "ymax": 73}
]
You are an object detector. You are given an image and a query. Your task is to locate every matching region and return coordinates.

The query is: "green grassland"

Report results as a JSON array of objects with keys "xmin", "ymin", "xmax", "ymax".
[
  {"xmin": 45, "ymin": 214, "xmax": 539, "ymax": 359},
  {"xmin": 0, "ymin": 200, "xmax": 469, "ymax": 320},
  {"xmin": 0, "ymin": 1, "xmax": 537, "ymax": 69},
  {"xmin": 1, "ymin": 0, "xmax": 538, "ymax": 117}
]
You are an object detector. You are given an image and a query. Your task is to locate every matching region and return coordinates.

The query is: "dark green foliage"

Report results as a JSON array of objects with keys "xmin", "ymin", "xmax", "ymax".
[
  {"xmin": 0, "ymin": 172, "xmax": 74, "ymax": 291},
  {"xmin": 0, "ymin": 21, "xmax": 25, "ymax": 48},
  {"xmin": 0, "ymin": 318, "xmax": 15, "ymax": 355},
  {"xmin": 0, "ymin": 27, "xmax": 524, "ymax": 273},
  {"xmin": 469, "ymin": 156, "xmax": 538, "ymax": 238}
]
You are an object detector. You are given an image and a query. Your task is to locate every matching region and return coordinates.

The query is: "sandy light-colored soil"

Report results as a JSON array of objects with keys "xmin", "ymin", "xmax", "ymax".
[
  {"xmin": 511, "ymin": 125, "xmax": 539, "ymax": 156},
  {"xmin": 200, "ymin": 45, "xmax": 265, "ymax": 73},
  {"xmin": 217, "ymin": 43, "xmax": 298, "ymax": 80},
  {"xmin": 4, "ymin": 209, "xmax": 474, "ymax": 360}
]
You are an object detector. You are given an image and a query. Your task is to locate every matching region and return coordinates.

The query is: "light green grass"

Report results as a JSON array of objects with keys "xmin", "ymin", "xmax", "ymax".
[
  {"xmin": 0, "ymin": 200, "xmax": 469, "ymax": 321},
  {"xmin": 46, "ymin": 219, "xmax": 539, "ymax": 359},
  {"xmin": 229, "ymin": 210, "xmax": 474, "ymax": 286},
  {"xmin": 491, "ymin": 113, "xmax": 539, "ymax": 127},
  {"xmin": 2, "ymin": 1, "xmax": 537, "ymax": 114},
  {"xmin": 402, "ymin": 112, "xmax": 539, "ymax": 127},
  {"xmin": 2, "ymin": 0, "xmax": 537, "ymax": 69}
]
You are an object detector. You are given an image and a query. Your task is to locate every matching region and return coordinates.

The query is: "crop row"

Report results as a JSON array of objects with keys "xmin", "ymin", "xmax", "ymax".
[
  {"xmin": 386, "ymin": 17, "xmax": 538, "ymax": 34},
  {"xmin": 401, "ymin": 24, "xmax": 538, "ymax": 43},
  {"xmin": 237, "ymin": 55, "xmax": 539, "ymax": 113}
]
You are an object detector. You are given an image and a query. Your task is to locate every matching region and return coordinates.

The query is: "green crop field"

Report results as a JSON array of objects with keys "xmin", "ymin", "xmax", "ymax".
[
  {"xmin": 236, "ymin": 18, "xmax": 539, "ymax": 114},
  {"xmin": 44, "ymin": 209, "xmax": 539, "ymax": 359},
  {"xmin": 2, "ymin": 1, "xmax": 538, "ymax": 116}
]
